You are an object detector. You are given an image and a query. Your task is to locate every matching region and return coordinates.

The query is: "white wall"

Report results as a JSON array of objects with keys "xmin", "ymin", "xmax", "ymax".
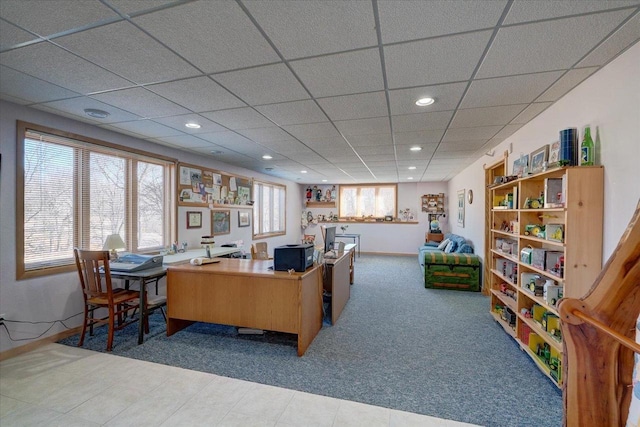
[
  {"xmin": 448, "ymin": 41, "xmax": 640, "ymax": 263},
  {"xmin": 301, "ymin": 182, "xmax": 448, "ymax": 253},
  {"xmin": 0, "ymin": 100, "xmax": 302, "ymax": 352}
]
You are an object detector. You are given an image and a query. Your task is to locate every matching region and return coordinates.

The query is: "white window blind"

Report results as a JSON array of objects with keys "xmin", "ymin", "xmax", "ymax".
[
  {"xmin": 253, "ymin": 180, "xmax": 286, "ymax": 237},
  {"xmin": 18, "ymin": 124, "xmax": 175, "ymax": 278},
  {"xmin": 339, "ymin": 184, "xmax": 397, "ymax": 218}
]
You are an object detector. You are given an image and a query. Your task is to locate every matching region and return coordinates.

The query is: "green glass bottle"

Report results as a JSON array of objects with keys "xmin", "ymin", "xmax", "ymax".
[{"xmin": 580, "ymin": 126, "xmax": 594, "ymax": 166}]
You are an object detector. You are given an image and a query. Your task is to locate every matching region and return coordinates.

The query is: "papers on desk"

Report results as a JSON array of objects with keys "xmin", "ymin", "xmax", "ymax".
[{"xmin": 189, "ymin": 257, "xmax": 221, "ymax": 266}]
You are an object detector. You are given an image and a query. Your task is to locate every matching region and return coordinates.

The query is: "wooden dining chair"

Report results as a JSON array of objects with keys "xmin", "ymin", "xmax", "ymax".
[
  {"xmin": 74, "ymin": 248, "xmax": 141, "ymax": 351},
  {"xmin": 250, "ymin": 242, "xmax": 272, "ymax": 260}
]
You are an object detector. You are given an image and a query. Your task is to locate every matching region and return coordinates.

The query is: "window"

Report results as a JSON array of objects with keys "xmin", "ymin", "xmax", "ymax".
[
  {"xmin": 17, "ymin": 122, "xmax": 176, "ymax": 279},
  {"xmin": 253, "ymin": 180, "xmax": 286, "ymax": 238},
  {"xmin": 339, "ymin": 184, "xmax": 397, "ymax": 218}
]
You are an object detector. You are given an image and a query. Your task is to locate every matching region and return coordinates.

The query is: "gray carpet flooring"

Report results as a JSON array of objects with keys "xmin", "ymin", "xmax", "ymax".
[{"xmin": 59, "ymin": 255, "xmax": 562, "ymax": 426}]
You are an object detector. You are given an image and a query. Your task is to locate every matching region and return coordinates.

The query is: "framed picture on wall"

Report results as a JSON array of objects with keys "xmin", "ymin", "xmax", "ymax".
[
  {"xmin": 457, "ymin": 189, "xmax": 465, "ymax": 228},
  {"xmin": 238, "ymin": 211, "xmax": 250, "ymax": 227},
  {"xmin": 212, "ymin": 210, "xmax": 231, "ymax": 235},
  {"xmin": 187, "ymin": 211, "xmax": 202, "ymax": 229}
]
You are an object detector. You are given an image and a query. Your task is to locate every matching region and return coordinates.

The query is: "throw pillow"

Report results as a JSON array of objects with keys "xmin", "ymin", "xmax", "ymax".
[
  {"xmin": 444, "ymin": 240, "xmax": 456, "ymax": 253},
  {"xmin": 458, "ymin": 243, "xmax": 474, "ymax": 254},
  {"xmin": 437, "ymin": 239, "xmax": 450, "ymax": 251}
]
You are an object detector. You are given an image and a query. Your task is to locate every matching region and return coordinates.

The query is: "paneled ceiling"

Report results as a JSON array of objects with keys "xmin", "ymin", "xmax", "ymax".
[{"xmin": 1, "ymin": 0, "xmax": 638, "ymax": 184}]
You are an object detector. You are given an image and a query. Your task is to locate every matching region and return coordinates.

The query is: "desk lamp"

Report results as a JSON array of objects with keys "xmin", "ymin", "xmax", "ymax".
[{"xmin": 103, "ymin": 234, "xmax": 125, "ymax": 260}]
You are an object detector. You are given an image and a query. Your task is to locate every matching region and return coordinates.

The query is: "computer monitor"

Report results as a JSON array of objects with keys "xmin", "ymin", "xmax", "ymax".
[{"xmin": 324, "ymin": 226, "xmax": 336, "ymax": 254}]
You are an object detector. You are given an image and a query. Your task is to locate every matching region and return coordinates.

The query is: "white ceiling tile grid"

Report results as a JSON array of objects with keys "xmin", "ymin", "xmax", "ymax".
[{"xmin": 1, "ymin": 0, "xmax": 638, "ymax": 184}]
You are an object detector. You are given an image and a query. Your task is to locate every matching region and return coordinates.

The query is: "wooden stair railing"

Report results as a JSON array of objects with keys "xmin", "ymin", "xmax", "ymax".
[{"xmin": 559, "ymin": 200, "xmax": 640, "ymax": 426}]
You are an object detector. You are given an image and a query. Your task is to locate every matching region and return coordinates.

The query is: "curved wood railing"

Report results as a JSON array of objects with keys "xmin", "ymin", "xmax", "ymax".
[{"xmin": 559, "ymin": 200, "xmax": 640, "ymax": 426}]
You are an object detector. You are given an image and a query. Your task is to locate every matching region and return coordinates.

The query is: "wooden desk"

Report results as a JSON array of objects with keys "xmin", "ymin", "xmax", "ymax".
[
  {"xmin": 166, "ymin": 258, "xmax": 323, "ymax": 356},
  {"xmin": 323, "ymin": 250, "xmax": 351, "ymax": 325},
  {"xmin": 344, "ymin": 243, "xmax": 356, "ymax": 284}
]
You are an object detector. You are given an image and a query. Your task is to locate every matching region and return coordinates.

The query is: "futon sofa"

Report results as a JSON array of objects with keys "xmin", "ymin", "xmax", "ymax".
[{"xmin": 418, "ymin": 233, "xmax": 481, "ymax": 292}]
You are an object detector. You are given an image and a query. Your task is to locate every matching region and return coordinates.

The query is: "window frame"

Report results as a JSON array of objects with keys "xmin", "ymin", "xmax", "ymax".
[
  {"xmin": 16, "ymin": 121, "xmax": 177, "ymax": 280},
  {"xmin": 252, "ymin": 179, "xmax": 287, "ymax": 239},
  {"xmin": 338, "ymin": 183, "xmax": 398, "ymax": 219}
]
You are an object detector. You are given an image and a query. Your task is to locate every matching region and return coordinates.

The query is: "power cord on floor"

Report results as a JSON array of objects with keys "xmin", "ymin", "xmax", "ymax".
[{"xmin": 0, "ymin": 312, "xmax": 83, "ymax": 341}]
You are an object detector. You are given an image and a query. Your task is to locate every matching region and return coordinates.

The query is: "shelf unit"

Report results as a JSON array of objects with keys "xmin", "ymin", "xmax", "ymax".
[{"xmin": 487, "ymin": 166, "xmax": 604, "ymax": 387}]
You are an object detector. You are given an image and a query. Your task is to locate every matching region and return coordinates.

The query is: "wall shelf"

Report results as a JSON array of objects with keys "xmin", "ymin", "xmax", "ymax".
[{"xmin": 306, "ymin": 201, "xmax": 336, "ymax": 208}]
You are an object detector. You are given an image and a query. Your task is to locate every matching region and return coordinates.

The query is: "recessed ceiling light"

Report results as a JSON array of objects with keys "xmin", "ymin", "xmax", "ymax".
[
  {"xmin": 262, "ymin": 154, "xmax": 273, "ymax": 160},
  {"xmin": 408, "ymin": 166, "xmax": 416, "ymax": 170},
  {"xmin": 211, "ymin": 150, "xmax": 223, "ymax": 154},
  {"xmin": 84, "ymin": 108, "xmax": 110, "ymax": 119},
  {"xmin": 407, "ymin": 177, "xmax": 414, "ymax": 180},
  {"xmin": 185, "ymin": 122, "xmax": 201, "ymax": 129},
  {"xmin": 415, "ymin": 97, "xmax": 435, "ymax": 106},
  {"xmin": 410, "ymin": 146, "xmax": 422, "ymax": 151},
  {"xmin": 322, "ymin": 179, "xmax": 328, "ymax": 182},
  {"xmin": 301, "ymin": 170, "xmax": 307, "ymax": 174}
]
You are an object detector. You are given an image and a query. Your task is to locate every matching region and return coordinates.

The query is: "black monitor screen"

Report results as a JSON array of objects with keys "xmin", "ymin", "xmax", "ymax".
[{"xmin": 324, "ymin": 226, "xmax": 336, "ymax": 254}]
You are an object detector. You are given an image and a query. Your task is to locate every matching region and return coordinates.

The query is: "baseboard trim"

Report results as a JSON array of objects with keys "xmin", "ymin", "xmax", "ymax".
[
  {"xmin": 360, "ymin": 252, "xmax": 415, "ymax": 257},
  {"xmin": 0, "ymin": 326, "xmax": 82, "ymax": 361}
]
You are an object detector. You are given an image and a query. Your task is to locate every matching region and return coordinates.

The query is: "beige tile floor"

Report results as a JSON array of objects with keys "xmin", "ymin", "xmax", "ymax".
[{"xmin": 0, "ymin": 343, "xmax": 482, "ymax": 427}]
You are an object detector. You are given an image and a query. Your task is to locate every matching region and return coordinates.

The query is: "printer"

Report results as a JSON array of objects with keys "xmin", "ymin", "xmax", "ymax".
[
  {"xmin": 273, "ymin": 244, "xmax": 314, "ymax": 272},
  {"xmin": 109, "ymin": 253, "xmax": 164, "ymax": 272}
]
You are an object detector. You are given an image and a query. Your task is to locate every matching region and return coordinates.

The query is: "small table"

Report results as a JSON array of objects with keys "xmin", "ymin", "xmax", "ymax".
[
  {"xmin": 335, "ymin": 233, "xmax": 361, "ymax": 257},
  {"xmin": 426, "ymin": 232, "xmax": 444, "ymax": 243},
  {"xmin": 109, "ymin": 267, "xmax": 167, "ymax": 345}
]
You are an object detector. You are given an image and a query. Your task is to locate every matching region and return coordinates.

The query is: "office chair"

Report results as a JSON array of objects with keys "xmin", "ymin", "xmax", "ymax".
[
  {"xmin": 74, "ymin": 248, "xmax": 141, "ymax": 351},
  {"xmin": 250, "ymin": 242, "xmax": 272, "ymax": 260}
]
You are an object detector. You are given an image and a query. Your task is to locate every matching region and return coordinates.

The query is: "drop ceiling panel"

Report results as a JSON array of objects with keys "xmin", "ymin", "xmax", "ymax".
[
  {"xmin": 443, "ymin": 126, "xmax": 501, "ymax": 142},
  {"xmin": 0, "ymin": 19, "xmax": 42, "ymax": 49},
  {"xmin": 491, "ymin": 123, "xmax": 525, "ymax": 141},
  {"xmin": 477, "ymin": 10, "xmax": 635, "ymax": 78},
  {"xmin": 195, "ymin": 131, "xmax": 254, "ymax": 147},
  {"xmin": 354, "ymin": 145, "xmax": 395, "ymax": 156},
  {"xmin": 133, "ymin": 1, "xmax": 279, "ymax": 73},
  {"xmin": 0, "ymin": 66, "xmax": 80, "ymax": 103},
  {"xmin": 156, "ymin": 134, "xmax": 214, "ymax": 149},
  {"xmin": 392, "ymin": 111, "xmax": 454, "ymax": 133},
  {"xmin": 334, "ymin": 117, "xmax": 391, "ymax": 136},
  {"xmin": 394, "ymin": 130, "xmax": 445, "ymax": 146},
  {"xmin": 244, "ymin": 0, "xmax": 377, "ymax": 59},
  {"xmin": 317, "ymin": 92, "xmax": 388, "ymax": 121},
  {"xmin": 36, "ymin": 96, "xmax": 142, "ymax": 123},
  {"xmin": 254, "ymin": 100, "xmax": 328, "ymax": 126},
  {"xmin": 503, "ymin": 0, "xmax": 638, "ymax": 25},
  {"xmin": 0, "ymin": 42, "xmax": 133, "ymax": 94},
  {"xmin": 108, "ymin": 1, "xmax": 178, "ymax": 15},
  {"xmin": 388, "ymin": 83, "xmax": 467, "ymax": 115},
  {"xmin": 577, "ymin": 13, "xmax": 640, "ymax": 67},
  {"xmin": 152, "ymin": 114, "xmax": 226, "ymax": 134},
  {"xmin": 282, "ymin": 122, "xmax": 341, "ymax": 141},
  {"xmin": 104, "ymin": 120, "xmax": 183, "ymax": 138},
  {"xmin": 236, "ymin": 126, "xmax": 295, "ymax": 143},
  {"xmin": 214, "ymin": 63, "xmax": 310, "ymax": 106},
  {"xmin": 290, "ymin": 48, "xmax": 384, "ymax": 98},
  {"xmin": 56, "ymin": 21, "xmax": 200, "ymax": 84},
  {"xmin": 511, "ymin": 102, "xmax": 554, "ymax": 124},
  {"xmin": 91, "ymin": 87, "xmax": 190, "ymax": 118},
  {"xmin": 450, "ymin": 105, "xmax": 528, "ymax": 128},
  {"xmin": 0, "ymin": 0, "xmax": 118, "ymax": 37},
  {"xmin": 536, "ymin": 67, "xmax": 599, "ymax": 102},
  {"xmin": 378, "ymin": 0, "xmax": 507, "ymax": 43},
  {"xmin": 345, "ymin": 133, "xmax": 393, "ymax": 147},
  {"xmin": 460, "ymin": 71, "xmax": 564, "ymax": 108},
  {"xmin": 384, "ymin": 31, "xmax": 493, "ymax": 88},
  {"xmin": 200, "ymin": 107, "xmax": 274, "ymax": 130},
  {"xmin": 259, "ymin": 139, "xmax": 310, "ymax": 153},
  {"xmin": 146, "ymin": 76, "xmax": 246, "ymax": 113}
]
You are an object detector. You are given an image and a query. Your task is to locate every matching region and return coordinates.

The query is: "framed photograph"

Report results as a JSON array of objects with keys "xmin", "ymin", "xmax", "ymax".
[
  {"xmin": 512, "ymin": 154, "xmax": 529, "ymax": 177},
  {"xmin": 548, "ymin": 141, "xmax": 560, "ymax": 166},
  {"xmin": 238, "ymin": 211, "xmax": 250, "ymax": 227},
  {"xmin": 530, "ymin": 145, "xmax": 549, "ymax": 174},
  {"xmin": 187, "ymin": 211, "xmax": 202, "ymax": 229},
  {"xmin": 212, "ymin": 210, "xmax": 231, "ymax": 235},
  {"xmin": 457, "ymin": 189, "xmax": 465, "ymax": 228}
]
